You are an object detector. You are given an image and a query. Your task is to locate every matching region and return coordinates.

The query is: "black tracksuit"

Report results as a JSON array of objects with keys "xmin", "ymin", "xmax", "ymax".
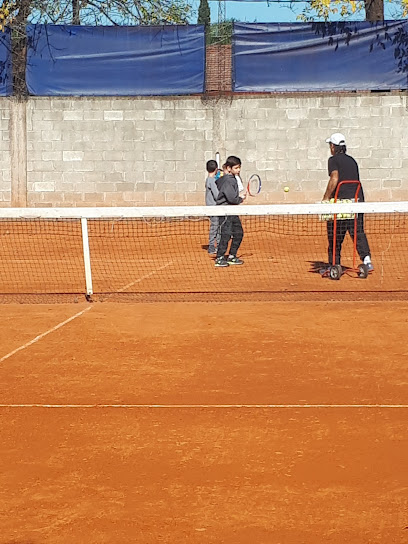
[
  {"xmin": 327, "ymin": 153, "xmax": 371, "ymax": 266},
  {"xmin": 216, "ymin": 174, "xmax": 244, "ymax": 258}
]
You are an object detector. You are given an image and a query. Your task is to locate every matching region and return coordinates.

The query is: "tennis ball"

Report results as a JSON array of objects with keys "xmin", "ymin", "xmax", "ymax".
[{"xmin": 284, "ymin": 186, "xmax": 290, "ymax": 192}]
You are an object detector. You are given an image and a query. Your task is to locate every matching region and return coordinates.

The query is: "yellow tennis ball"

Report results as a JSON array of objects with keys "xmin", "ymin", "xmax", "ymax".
[{"xmin": 284, "ymin": 186, "xmax": 289, "ymax": 193}]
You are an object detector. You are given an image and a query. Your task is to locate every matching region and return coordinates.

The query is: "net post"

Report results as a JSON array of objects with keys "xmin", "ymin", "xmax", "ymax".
[{"xmin": 81, "ymin": 217, "xmax": 93, "ymax": 298}]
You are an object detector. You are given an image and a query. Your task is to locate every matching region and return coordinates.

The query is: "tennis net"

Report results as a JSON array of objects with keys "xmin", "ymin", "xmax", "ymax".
[{"xmin": 0, "ymin": 202, "xmax": 407, "ymax": 302}]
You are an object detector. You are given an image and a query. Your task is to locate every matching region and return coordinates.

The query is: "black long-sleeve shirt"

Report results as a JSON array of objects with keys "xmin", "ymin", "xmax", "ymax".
[
  {"xmin": 328, "ymin": 153, "xmax": 365, "ymax": 201},
  {"xmin": 216, "ymin": 174, "xmax": 243, "ymax": 206}
]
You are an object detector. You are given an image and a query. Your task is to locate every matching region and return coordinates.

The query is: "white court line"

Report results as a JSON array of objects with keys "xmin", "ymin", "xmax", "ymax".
[
  {"xmin": 0, "ymin": 306, "xmax": 93, "ymax": 364},
  {"xmin": 0, "ymin": 262, "xmax": 173, "ymax": 364},
  {"xmin": 0, "ymin": 404, "xmax": 407, "ymax": 409},
  {"xmin": 115, "ymin": 262, "xmax": 172, "ymax": 293}
]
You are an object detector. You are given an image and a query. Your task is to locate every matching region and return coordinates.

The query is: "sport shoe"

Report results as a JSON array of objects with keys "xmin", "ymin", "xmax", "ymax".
[
  {"xmin": 366, "ymin": 263, "xmax": 374, "ymax": 273},
  {"xmin": 215, "ymin": 256, "xmax": 229, "ymax": 268},
  {"xmin": 227, "ymin": 255, "xmax": 244, "ymax": 265}
]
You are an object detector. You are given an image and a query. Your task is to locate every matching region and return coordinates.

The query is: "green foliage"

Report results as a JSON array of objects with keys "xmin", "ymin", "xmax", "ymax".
[
  {"xmin": 10, "ymin": 0, "xmax": 192, "ymax": 26},
  {"xmin": 297, "ymin": 0, "xmax": 389, "ymax": 22},
  {"xmin": 207, "ymin": 20, "xmax": 233, "ymax": 45},
  {"xmin": 297, "ymin": 0, "xmax": 363, "ymax": 22}
]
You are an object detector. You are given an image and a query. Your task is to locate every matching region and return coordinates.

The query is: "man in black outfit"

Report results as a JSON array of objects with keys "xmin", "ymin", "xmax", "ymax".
[
  {"xmin": 322, "ymin": 133, "xmax": 373, "ymax": 273},
  {"xmin": 215, "ymin": 155, "xmax": 246, "ymax": 268}
]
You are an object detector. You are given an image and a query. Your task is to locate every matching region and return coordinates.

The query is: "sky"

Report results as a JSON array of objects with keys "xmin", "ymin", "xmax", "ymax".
[
  {"xmin": 206, "ymin": 1, "xmax": 309, "ymax": 23},
  {"xmin": 190, "ymin": 0, "xmax": 353, "ymax": 23},
  {"xmin": 189, "ymin": 0, "xmax": 401, "ymax": 24}
]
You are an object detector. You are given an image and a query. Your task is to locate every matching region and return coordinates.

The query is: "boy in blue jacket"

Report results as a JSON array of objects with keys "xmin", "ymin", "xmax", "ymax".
[{"xmin": 205, "ymin": 159, "xmax": 221, "ymax": 255}]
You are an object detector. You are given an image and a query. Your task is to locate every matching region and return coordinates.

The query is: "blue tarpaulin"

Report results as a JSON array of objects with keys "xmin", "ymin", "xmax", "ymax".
[
  {"xmin": 0, "ymin": 29, "xmax": 12, "ymax": 96},
  {"xmin": 233, "ymin": 21, "xmax": 408, "ymax": 92},
  {"xmin": 26, "ymin": 25, "xmax": 205, "ymax": 96}
]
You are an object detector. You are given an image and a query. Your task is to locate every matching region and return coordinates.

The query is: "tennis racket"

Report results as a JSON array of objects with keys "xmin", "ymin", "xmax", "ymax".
[{"xmin": 247, "ymin": 174, "xmax": 262, "ymax": 196}]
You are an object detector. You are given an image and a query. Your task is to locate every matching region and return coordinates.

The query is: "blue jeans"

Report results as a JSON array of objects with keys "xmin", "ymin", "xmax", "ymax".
[{"xmin": 208, "ymin": 216, "xmax": 220, "ymax": 251}]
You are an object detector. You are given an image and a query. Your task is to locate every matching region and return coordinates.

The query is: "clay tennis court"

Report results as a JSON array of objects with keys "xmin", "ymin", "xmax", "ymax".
[
  {"xmin": 1, "ymin": 298, "xmax": 407, "ymax": 543},
  {"xmin": 0, "ymin": 209, "xmax": 407, "ymax": 542}
]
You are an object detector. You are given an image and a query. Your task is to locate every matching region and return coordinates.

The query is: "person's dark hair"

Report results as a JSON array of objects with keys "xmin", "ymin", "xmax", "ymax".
[
  {"xmin": 206, "ymin": 159, "xmax": 218, "ymax": 173},
  {"xmin": 225, "ymin": 155, "xmax": 241, "ymax": 167},
  {"xmin": 333, "ymin": 144, "xmax": 347, "ymax": 154}
]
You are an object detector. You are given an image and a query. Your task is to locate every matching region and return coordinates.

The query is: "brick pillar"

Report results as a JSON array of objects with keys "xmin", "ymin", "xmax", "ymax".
[{"xmin": 205, "ymin": 45, "xmax": 232, "ymax": 94}]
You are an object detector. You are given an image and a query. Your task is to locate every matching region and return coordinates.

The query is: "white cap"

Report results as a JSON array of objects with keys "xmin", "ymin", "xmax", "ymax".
[{"xmin": 325, "ymin": 132, "xmax": 346, "ymax": 146}]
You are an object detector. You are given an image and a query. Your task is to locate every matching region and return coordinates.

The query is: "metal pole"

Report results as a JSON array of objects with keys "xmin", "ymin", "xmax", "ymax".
[{"xmin": 81, "ymin": 217, "xmax": 93, "ymax": 298}]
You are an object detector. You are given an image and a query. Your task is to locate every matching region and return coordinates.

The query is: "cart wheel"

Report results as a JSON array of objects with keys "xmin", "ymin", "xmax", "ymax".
[
  {"xmin": 358, "ymin": 263, "xmax": 369, "ymax": 279},
  {"xmin": 330, "ymin": 265, "xmax": 342, "ymax": 280}
]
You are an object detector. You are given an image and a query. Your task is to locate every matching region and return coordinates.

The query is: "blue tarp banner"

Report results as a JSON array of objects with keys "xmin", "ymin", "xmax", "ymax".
[
  {"xmin": 0, "ymin": 29, "xmax": 12, "ymax": 96},
  {"xmin": 233, "ymin": 21, "xmax": 408, "ymax": 92},
  {"xmin": 26, "ymin": 25, "xmax": 205, "ymax": 96}
]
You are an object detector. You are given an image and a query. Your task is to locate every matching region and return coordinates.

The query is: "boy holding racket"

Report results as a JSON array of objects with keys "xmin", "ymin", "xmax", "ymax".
[{"xmin": 215, "ymin": 155, "xmax": 247, "ymax": 268}]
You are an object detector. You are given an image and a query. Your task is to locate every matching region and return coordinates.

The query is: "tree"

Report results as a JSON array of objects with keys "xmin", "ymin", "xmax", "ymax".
[
  {"xmin": 207, "ymin": 20, "xmax": 233, "ymax": 45},
  {"xmin": 364, "ymin": 0, "xmax": 385, "ymax": 20},
  {"xmin": 1, "ymin": 0, "xmax": 191, "ymax": 26},
  {"xmin": 197, "ymin": 0, "xmax": 210, "ymax": 43},
  {"xmin": 72, "ymin": 0, "xmax": 80, "ymax": 25},
  {"xmin": 197, "ymin": 0, "xmax": 210, "ymax": 27},
  {"xmin": 55, "ymin": 0, "xmax": 192, "ymax": 25},
  {"xmin": 299, "ymin": 0, "xmax": 407, "ymax": 22}
]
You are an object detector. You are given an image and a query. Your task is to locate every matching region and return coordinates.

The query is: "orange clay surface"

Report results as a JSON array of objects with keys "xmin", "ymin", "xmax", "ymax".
[{"xmin": 0, "ymin": 301, "xmax": 407, "ymax": 543}]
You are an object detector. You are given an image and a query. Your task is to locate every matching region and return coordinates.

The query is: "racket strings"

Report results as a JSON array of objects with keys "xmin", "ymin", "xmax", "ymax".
[{"xmin": 247, "ymin": 174, "xmax": 261, "ymax": 196}]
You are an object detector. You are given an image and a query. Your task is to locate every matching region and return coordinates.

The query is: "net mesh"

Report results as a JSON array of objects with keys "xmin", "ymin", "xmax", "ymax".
[{"xmin": 0, "ymin": 204, "xmax": 407, "ymax": 302}]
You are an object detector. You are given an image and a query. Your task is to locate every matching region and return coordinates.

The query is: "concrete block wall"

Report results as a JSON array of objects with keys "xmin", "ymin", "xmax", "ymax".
[
  {"xmin": 0, "ymin": 104, "xmax": 11, "ymax": 204},
  {"xmin": 1, "ymin": 92, "xmax": 408, "ymax": 207},
  {"xmin": 26, "ymin": 97, "xmax": 212, "ymax": 206},
  {"xmin": 221, "ymin": 93, "xmax": 408, "ymax": 204}
]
